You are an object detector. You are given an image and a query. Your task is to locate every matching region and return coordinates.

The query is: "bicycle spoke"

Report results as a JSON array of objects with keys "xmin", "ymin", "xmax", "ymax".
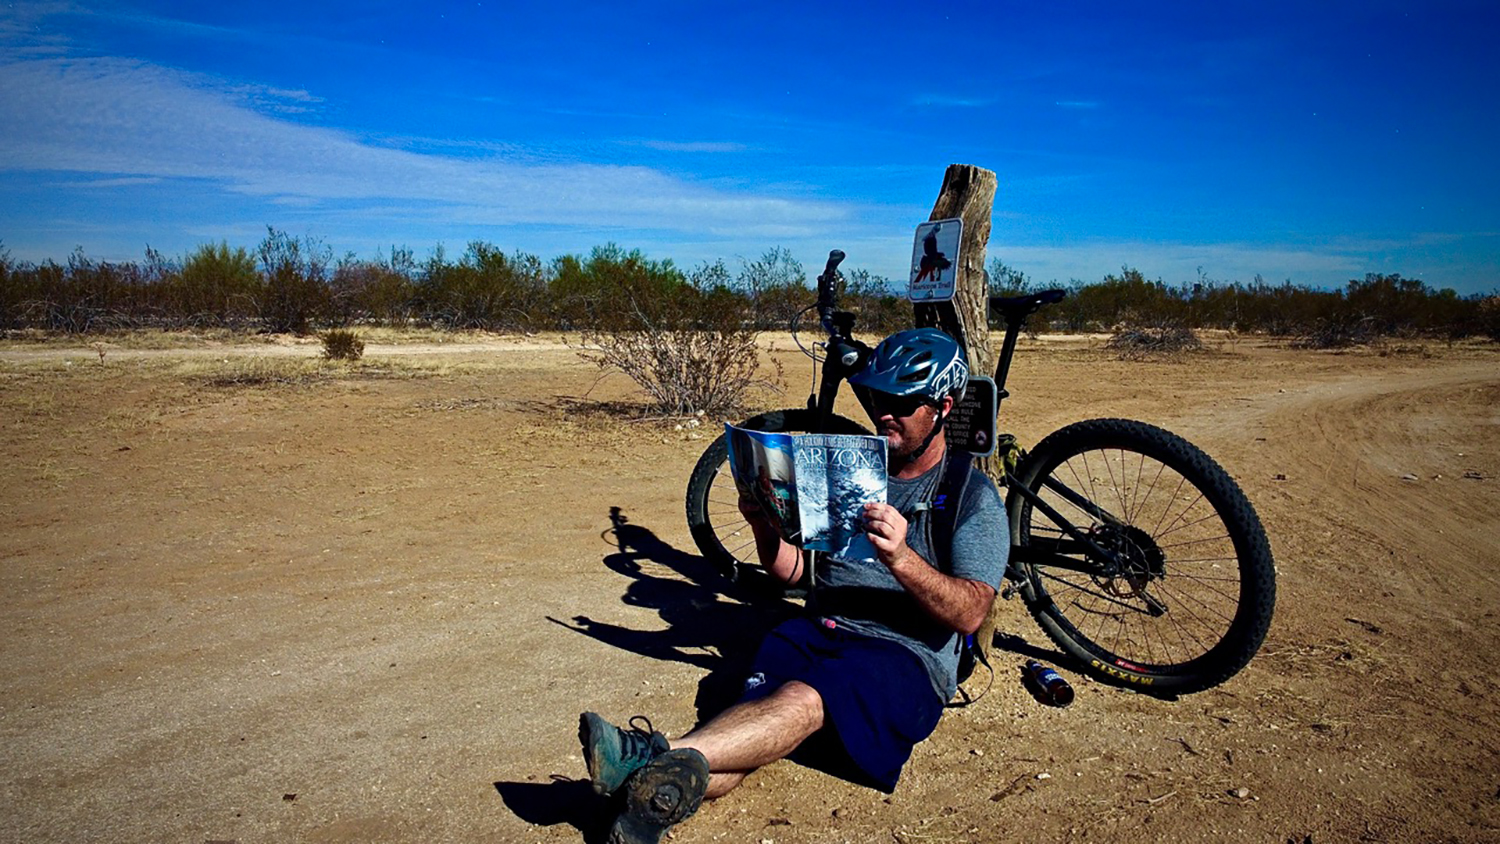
[
  {"xmin": 1163, "ymin": 570, "xmax": 1240, "ymax": 580},
  {"xmin": 1155, "ymin": 578, "xmax": 1236, "ymax": 626},
  {"xmin": 1158, "ymin": 532, "xmax": 1233, "ymax": 551},
  {"xmin": 1156, "ymin": 489, "xmax": 1210, "ymax": 539},
  {"xmin": 1154, "ymin": 509, "xmax": 1223, "ymax": 540},
  {"xmin": 1161, "ymin": 572, "xmax": 1241, "ymax": 607},
  {"xmin": 1148, "ymin": 472, "xmax": 1191, "ymax": 537}
]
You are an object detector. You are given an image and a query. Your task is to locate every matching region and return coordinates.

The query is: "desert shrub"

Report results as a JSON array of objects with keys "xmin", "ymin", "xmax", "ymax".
[
  {"xmin": 575, "ymin": 250, "xmax": 768, "ymax": 416},
  {"xmin": 421, "ymin": 242, "xmax": 545, "ymax": 331},
  {"xmin": 842, "ymin": 268, "xmax": 908, "ymax": 335},
  {"xmin": 331, "ymin": 248, "xmax": 418, "ymax": 326},
  {"xmin": 1288, "ymin": 316, "xmax": 1382, "ymax": 350},
  {"xmin": 173, "ymin": 241, "xmax": 260, "ymax": 327},
  {"xmin": 0, "ymin": 243, "xmax": 27, "ymax": 330},
  {"xmin": 1479, "ymin": 296, "xmax": 1500, "ymax": 341},
  {"xmin": 737, "ymin": 246, "xmax": 807, "ymax": 330},
  {"xmin": 1105, "ymin": 324, "xmax": 1204, "ymax": 359},
  {"xmin": 26, "ymin": 250, "xmax": 159, "ymax": 332},
  {"xmin": 320, "ymin": 329, "xmax": 365, "ymax": 360},
  {"xmin": 257, "ymin": 227, "xmax": 331, "ymax": 334}
]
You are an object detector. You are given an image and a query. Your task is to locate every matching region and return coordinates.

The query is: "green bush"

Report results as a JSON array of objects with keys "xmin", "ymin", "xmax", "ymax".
[
  {"xmin": 174, "ymin": 241, "xmax": 260, "ymax": 327},
  {"xmin": 421, "ymin": 242, "xmax": 545, "ymax": 330},
  {"xmin": 257, "ymin": 227, "xmax": 331, "ymax": 334}
]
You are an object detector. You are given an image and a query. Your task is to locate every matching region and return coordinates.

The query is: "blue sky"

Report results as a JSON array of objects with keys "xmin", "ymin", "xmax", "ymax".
[{"xmin": 2, "ymin": 1, "xmax": 1496, "ymax": 294}]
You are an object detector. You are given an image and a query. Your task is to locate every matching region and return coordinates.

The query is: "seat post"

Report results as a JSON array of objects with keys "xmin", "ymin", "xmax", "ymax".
[{"xmin": 992, "ymin": 315, "xmax": 1025, "ymax": 396}]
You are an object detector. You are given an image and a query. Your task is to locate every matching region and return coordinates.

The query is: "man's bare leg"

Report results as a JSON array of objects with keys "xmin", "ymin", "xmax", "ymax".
[{"xmin": 672, "ymin": 680, "xmax": 825, "ymax": 799}]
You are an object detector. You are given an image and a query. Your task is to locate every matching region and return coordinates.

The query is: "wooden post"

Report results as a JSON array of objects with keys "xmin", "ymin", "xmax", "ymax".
[
  {"xmin": 916, "ymin": 165, "xmax": 1004, "ymax": 665},
  {"xmin": 913, "ymin": 163, "xmax": 997, "ymax": 388}
]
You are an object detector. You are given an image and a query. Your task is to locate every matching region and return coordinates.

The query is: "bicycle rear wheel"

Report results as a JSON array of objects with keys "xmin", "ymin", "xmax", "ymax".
[
  {"xmin": 686, "ymin": 409, "xmax": 871, "ymax": 580},
  {"xmin": 1008, "ymin": 418, "xmax": 1275, "ymax": 694}
]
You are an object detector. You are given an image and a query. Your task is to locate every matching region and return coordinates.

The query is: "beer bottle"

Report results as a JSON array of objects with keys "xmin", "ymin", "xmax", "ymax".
[{"xmin": 1025, "ymin": 660, "xmax": 1075, "ymax": 707}]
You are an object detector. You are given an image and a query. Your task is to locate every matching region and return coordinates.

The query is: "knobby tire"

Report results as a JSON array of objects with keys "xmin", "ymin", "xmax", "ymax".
[{"xmin": 1007, "ymin": 418, "xmax": 1275, "ymax": 694}]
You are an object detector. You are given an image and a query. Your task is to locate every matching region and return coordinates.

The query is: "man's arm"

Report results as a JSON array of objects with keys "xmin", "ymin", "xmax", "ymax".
[
  {"xmin": 861, "ymin": 501, "xmax": 996, "ymax": 635},
  {"xmin": 738, "ymin": 497, "xmax": 803, "ymax": 584}
]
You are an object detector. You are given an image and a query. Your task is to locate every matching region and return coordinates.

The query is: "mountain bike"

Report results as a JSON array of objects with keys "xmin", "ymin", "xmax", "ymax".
[{"xmin": 685, "ymin": 250, "xmax": 1276, "ymax": 695}]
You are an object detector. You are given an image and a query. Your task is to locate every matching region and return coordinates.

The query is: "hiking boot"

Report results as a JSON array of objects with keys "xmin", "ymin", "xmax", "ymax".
[
  {"xmin": 578, "ymin": 712, "xmax": 670, "ymax": 796},
  {"xmin": 607, "ymin": 748, "xmax": 710, "ymax": 844}
]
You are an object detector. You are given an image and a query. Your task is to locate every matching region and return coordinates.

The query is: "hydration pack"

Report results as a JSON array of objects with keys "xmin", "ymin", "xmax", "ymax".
[{"xmin": 914, "ymin": 449, "xmax": 993, "ymax": 693}]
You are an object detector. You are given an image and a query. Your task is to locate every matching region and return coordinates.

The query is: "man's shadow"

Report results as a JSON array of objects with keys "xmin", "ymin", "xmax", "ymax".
[
  {"xmin": 493, "ymin": 778, "xmax": 611, "ymax": 843},
  {"xmin": 495, "ymin": 508, "xmax": 798, "ymax": 839},
  {"xmin": 551, "ymin": 506, "xmax": 801, "ymax": 716}
]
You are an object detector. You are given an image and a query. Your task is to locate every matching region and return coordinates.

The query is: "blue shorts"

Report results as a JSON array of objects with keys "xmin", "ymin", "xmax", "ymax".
[{"xmin": 741, "ymin": 616, "xmax": 944, "ymax": 792}]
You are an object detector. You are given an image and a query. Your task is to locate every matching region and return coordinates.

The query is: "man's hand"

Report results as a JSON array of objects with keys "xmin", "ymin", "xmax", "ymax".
[
  {"xmin": 863, "ymin": 501, "xmax": 917, "ymax": 572},
  {"xmin": 862, "ymin": 501, "xmax": 994, "ymax": 636},
  {"xmin": 738, "ymin": 494, "xmax": 766, "ymax": 522}
]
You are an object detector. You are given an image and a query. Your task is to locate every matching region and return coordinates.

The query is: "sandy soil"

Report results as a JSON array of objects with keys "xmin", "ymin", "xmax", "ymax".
[{"xmin": 1, "ymin": 333, "xmax": 1496, "ymax": 843}]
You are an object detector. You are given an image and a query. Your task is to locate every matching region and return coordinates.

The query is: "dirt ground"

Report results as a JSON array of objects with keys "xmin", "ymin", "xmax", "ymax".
[{"xmin": 2, "ymin": 331, "xmax": 1497, "ymax": 844}]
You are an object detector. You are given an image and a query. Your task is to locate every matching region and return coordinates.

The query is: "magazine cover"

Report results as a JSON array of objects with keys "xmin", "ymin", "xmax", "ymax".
[
  {"xmin": 793, "ymin": 434, "xmax": 887, "ymax": 562},
  {"xmin": 725, "ymin": 425, "xmax": 888, "ymax": 562},
  {"xmin": 724, "ymin": 425, "xmax": 802, "ymax": 544}
]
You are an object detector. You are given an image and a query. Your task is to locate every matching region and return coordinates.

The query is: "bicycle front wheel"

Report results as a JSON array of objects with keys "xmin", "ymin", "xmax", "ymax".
[
  {"xmin": 686, "ymin": 409, "xmax": 871, "ymax": 581},
  {"xmin": 1008, "ymin": 418, "xmax": 1275, "ymax": 694}
]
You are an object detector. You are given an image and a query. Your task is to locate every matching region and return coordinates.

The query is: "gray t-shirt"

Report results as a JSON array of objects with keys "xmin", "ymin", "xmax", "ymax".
[{"xmin": 807, "ymin": 454, "xmax": 1009, "ymax": 702}]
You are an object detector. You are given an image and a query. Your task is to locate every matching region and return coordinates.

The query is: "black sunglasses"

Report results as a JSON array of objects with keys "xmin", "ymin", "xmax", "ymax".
[{"xmin": 867, "ymin": 391, "xmax": 933, "ymax": 418}]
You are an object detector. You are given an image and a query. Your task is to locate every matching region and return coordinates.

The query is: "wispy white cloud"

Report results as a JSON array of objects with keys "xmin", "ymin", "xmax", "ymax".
[
  {"xmin": 225, "ymin": 83, "xmax": 326, "ymax": 115},
  {"xmin": 1054, "ymin": 100, "xmax": 1100, "ymax": 109},
  {"xmin": 0, "ymin": 57, "xmax": 847, "ymax": 238},
  {"xmin": 0, "ymin": 0, "xmax": 75, "ymax": 59}
]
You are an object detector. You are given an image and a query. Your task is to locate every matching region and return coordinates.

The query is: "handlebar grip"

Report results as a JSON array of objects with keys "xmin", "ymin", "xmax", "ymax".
[
  {"xmin": 816, "ymin": 250, "xmax": 846, "ymax": 329},
  {"xmin": 822, "ymin": 250, "xmax": 846, "ymax": 279}
]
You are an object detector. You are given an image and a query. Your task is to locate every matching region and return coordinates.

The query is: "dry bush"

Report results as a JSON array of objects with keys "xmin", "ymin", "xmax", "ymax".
[
  {"xmin": 1288, "ymin": 317, "xmax": 1382, "ymax": 350},
  {"xmin": 574, "ymin": 252, "xmax": 774, "ymax": 417},
  {"xmin": 320, "ymin": 329, "xmax": 365, "ymax": 360},
  {"xmin": 1105, "ymin": 324, "xmax": 1204, "ymax": 359},
  {"xmin": 579, "ymin": 296, "xmax": 774, "ymax": 416}
]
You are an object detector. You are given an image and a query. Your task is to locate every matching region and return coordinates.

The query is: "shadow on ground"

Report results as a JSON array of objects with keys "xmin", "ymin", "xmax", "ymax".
[
  {"xmin": 496, "ymin": 507, "xmax": 799, "ymax": 835},
  {"xmin": 548, "ymin": 506, "xmax": 801, "ymax": 719},
  {"xmin": 492, "ymin": 777, "xmax": 612, "ymax": 844}
]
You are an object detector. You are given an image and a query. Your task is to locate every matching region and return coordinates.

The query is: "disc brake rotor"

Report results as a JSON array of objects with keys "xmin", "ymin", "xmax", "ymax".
[{"xmin": 1088, "ymin": 523, "xmax": 1166, "ymax": 599}]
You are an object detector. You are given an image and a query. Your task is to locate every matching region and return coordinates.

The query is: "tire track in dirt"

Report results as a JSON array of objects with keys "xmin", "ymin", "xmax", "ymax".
[{"xmin": 1169, "ymin": 359, "xmax": 1500, "ymax": 841}]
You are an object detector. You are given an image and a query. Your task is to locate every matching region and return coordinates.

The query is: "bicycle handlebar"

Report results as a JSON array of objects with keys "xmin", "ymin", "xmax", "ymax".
[{"xmin": 816, "ymin": 249, "xmax": 846, "ymax": 334}]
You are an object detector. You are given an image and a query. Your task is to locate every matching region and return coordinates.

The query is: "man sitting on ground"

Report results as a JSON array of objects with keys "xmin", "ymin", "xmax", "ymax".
[{"xmin": 578, "ymin": 328, "xmax": 1010, "ymax": 844}]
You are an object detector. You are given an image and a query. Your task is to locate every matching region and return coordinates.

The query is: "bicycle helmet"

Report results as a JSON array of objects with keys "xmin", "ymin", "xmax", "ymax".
[{"xmin": 849, "ymin": 327, "xmax": 969, "ymax": 407}]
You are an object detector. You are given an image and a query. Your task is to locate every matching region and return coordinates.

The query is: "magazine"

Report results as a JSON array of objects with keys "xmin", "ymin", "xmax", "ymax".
[{"xmin": 724, "ymin": 425, "xmax": 888, "ymax": 562}]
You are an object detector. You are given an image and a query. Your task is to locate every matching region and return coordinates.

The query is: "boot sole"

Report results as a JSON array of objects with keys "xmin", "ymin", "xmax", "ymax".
[{"xmin": 607, "ymin": 749, "xmax": 710, "ymax": 844}]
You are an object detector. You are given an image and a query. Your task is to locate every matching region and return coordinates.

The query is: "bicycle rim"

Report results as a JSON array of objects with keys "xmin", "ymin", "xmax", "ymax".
[{"xmin": 1012, "ymin": 418, "xmax": 1274, "ymax": 693}]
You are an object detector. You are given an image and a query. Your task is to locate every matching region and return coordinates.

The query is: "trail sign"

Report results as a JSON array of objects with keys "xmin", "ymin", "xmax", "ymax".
[
  {"xmin": 908, "ymin": 218, "xmax": 963, "ymax": 303},
  {"xmin": 946, "ymin": 376, "xmax": 997, "ymax": 457}
]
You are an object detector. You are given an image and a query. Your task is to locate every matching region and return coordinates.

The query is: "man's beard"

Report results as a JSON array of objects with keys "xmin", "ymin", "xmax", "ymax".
[{"xmin": 886, "ymin": 412, "xmax": 939, "ymax": 464}]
